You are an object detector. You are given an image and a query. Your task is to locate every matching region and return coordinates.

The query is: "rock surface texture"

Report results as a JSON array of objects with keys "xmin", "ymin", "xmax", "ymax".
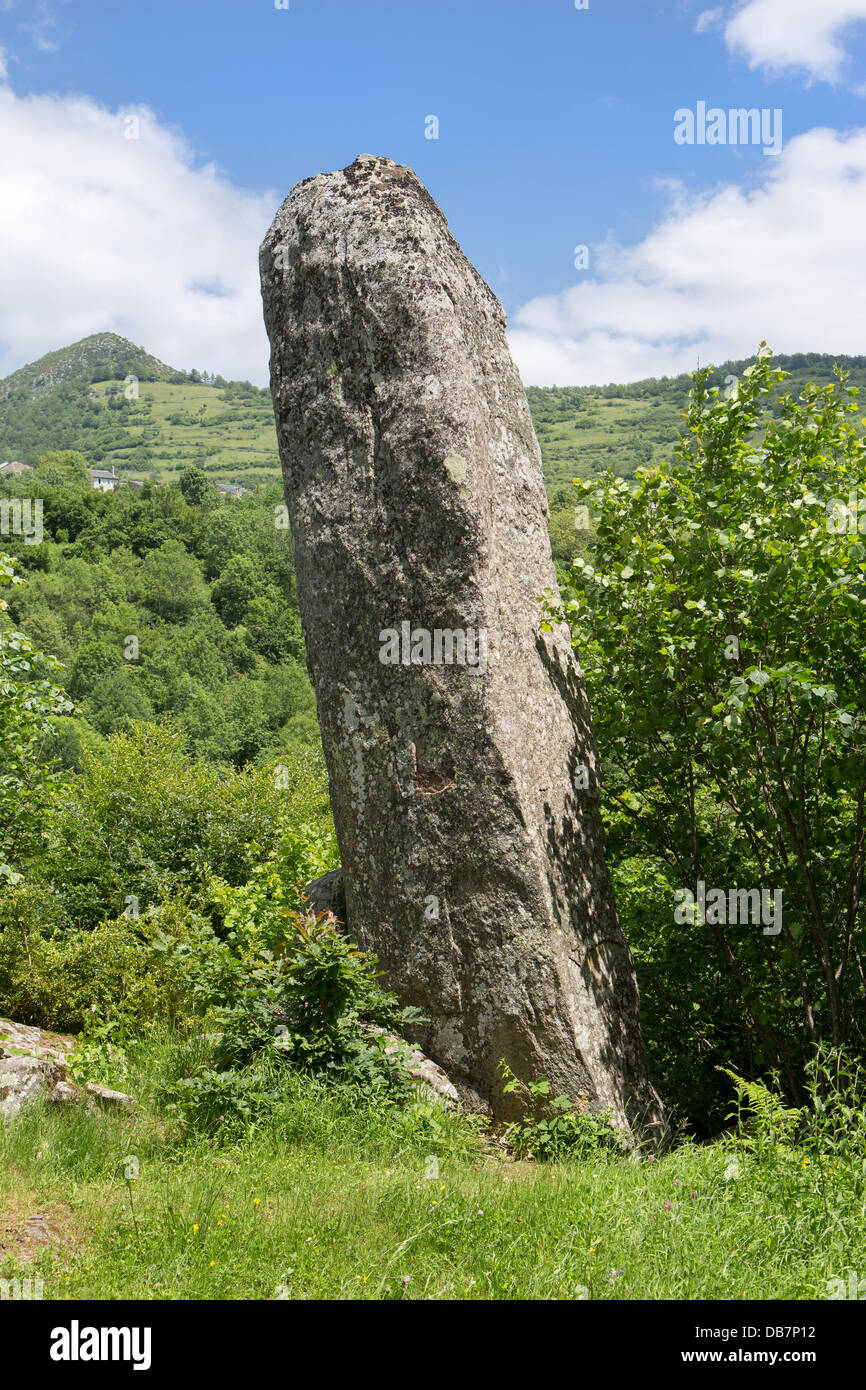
[
  {"xmin": 0, "ymin": 1017, "xmax": 135, "ymax": 1121},
  {"xmin": 260, "ymin": 155, "xmax": 664, "ymax": 1136}
]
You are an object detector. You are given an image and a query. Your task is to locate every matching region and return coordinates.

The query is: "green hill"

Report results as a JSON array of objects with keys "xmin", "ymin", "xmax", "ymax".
[
  {"xmin": 3, "ymin": 335, "xmax": 866, "ymax": 495},
  {"xmin": 527, "ymin": 351, "xmax": 866, "ymax": 493},
  {"xmin": 0, "ymin": 334, "xmax": 276, "ymax": 490}
]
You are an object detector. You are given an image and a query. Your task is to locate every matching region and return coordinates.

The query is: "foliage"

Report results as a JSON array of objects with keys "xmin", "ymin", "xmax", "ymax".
[
  {"xmin": 174, "ymin": 903, "xmax": 425, "ymax": 1128},
  {"xmin": 547, "ymin": 348, "xmax": 866, "ymax": 1121},
  {"xmin": 35, "ymin": 723, "xmax": 333, "ymax": 928},
  {"xmin": 0, "ymin": 553, "xmax": 72, "ymax": 886},
  {"xmin": 178, "ymin": 466, "xmax": 211, "ymax": 506},
  {"xmin": 0, "ymin": 469, "xmax": 316, "ymax": 769},
  {"xmin": 498, "ymin": 1061, "xmax": 626, "ymax": 1162},
  {"xmin": 0, "ymin": 888, "xmax": 218, "ymax": 1034}
]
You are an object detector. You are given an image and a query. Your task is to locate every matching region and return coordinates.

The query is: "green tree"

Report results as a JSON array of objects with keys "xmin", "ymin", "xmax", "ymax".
[
  {"xmin": 139, "ymin": 539, "xmax": 209, "ymax": 620},
  {"xmin": 211, "ymin": 554, "xmax": 264, "ymax": 627},
  {"xmin": 179, "ymin": 466, "xmax": 211, "ymax": 506},
  {"xmin": 32, "ymin": 450, "xmax": 91, "ymax": 489},
  {"xmin": 548, "ymin": 348, "xmax": 866, "ymax": 1103},
  {"xmin": 0, "ymin": 553, "xmax": 72, "ymax": 885}
]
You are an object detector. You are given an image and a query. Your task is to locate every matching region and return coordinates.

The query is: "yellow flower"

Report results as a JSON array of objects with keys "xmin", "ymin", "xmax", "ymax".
[
  {"xmin": 253, "ymin": 1197, "xmax": 261, "ymax": 1205},
  {"xmin": 192, "ymin": 1223, "xmax": 199, "ymax": 1234}
]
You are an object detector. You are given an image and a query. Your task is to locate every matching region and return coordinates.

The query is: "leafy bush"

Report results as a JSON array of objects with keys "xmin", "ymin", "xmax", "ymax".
[
  {"xmin": 546, "ymin": 349, "xmax": 866, "ymax": 1125},
  {"xmin": 0, "ymin": 891, "xmax": 219, "ymax": 1034},
  {"xmin": 35, "ymin": 723, "xmax": 335, "ymax": 928},
  {"xmin": 498, "ymin": 1062, "xmax": 626, "ymax": 1162}
]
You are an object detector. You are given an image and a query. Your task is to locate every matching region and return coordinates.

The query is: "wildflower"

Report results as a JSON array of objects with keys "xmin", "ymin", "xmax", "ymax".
[
  {"xmin": 402, "ymin": 1275, "xmax": 411, "ymax": 1286},
  {"xmin": 192, "ymin": 1223, "xmax": 199, "ymax": 1234},
  {"xmin": 673, "ymin": 1179, "xmax": 681, "ymax": 1186},
  {"xmin": 253, "ymin": 1197, "xmax": 261, "ymax": 1206},
  {"xmin": 209, "ymin": 1261, "xmax": 216, "ymax": 1268},
  {"xmin": 664, "ymin": 1201, "xmax": 672, "ymax": 1210}
]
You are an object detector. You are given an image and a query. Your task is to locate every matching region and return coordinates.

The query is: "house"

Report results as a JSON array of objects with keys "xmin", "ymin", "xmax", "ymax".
[
  {"xmin": 90, "ymin": 468, "xmax": 120, "ymax": 492},
  {"xmin": 0, "ymin": 460, "xmax": 32, "ymax": 477},
  {"xmin": 214, "ymin": 482, "xmax": 248, "ymax": 499}
]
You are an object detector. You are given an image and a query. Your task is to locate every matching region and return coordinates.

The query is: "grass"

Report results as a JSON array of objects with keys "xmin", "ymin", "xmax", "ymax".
[
  {"xmin": 89, "ymin": 381, "xmax": 282, "ymax": 487},
  {"xmin": 1, "ymin": 1031, "xmax": 862, "ymax": 1301},
  {"xmin": 89, "ymin": 377, "xmax": 687, "ymax": 496}
]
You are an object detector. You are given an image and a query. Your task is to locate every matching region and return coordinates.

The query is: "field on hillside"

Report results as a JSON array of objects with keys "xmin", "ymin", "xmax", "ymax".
[
  {"xmin": 5, "ymin": 333, "xmax": 866, "ymax": 497},
  {"xmin": 529, "ymin": 390, "xmax": 683, "ymax": 490},
  {"xmin": 88, "ymin": 381, "xmax": 280, "ymax": 487}
]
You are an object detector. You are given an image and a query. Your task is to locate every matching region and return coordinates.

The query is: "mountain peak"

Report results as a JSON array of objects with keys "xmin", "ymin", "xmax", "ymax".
[{"xmin": 0, "ymin": 334, "xmax": 185, "ymax": 404}]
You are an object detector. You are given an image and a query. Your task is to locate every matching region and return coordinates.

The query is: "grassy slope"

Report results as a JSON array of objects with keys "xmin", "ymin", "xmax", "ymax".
[
  {"xmin": 0, "ymin": 1036, "xmax": 857, "ymax": 1300},
  {"xmin": 89, "ymin": 381, "xmax": 280, "ymax": 484},
  {"xmin": 6, "ymin": 336, "xmax": 866, "ymax": 494}
]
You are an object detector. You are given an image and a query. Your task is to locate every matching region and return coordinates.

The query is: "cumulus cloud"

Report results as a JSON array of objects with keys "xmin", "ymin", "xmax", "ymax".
[
  {"xmin": 0, "ymin": 81, "xmax": 276, "ymax": 383},
  {"xmin": 508, "ymin": 126, "xmax": 866, "ymax": 386},
  {"xmin": 720, "ymin": 0, "xmax": 866, "ymax": 83}
]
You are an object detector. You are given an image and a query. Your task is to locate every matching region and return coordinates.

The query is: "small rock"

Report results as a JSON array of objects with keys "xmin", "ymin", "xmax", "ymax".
[
  {"xmin": 0, "ymin": 1056, "xmax": 69, "ymax": 1123},
  {"xmin": 84, "ymin": 1083, "xmax": 136, "ymax": 1114},
  {"xmin": 362, "ymin": 1024, "xmax": 459, "ymax": 1107},
  {"xmin": 0, "ymin": 1016, "xmax": 136, "ymax": 1120},
  {"xmin": 301, "ymin": 869, "xmax": 346, "ymax": 924}
]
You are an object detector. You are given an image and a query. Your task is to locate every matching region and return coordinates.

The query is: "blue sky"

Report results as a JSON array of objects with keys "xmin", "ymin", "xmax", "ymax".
[{"xmin": 2, "ymin": 0, "xmax": 866, "ymax": 384}]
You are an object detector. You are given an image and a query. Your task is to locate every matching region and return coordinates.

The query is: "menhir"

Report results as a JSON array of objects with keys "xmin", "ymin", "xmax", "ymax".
[{"xmin": 260, "ymin": 154, "xmax": 664, "ymax": 1138}]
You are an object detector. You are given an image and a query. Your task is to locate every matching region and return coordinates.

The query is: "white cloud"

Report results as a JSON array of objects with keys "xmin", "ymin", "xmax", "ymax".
[
  {"xmin": 721, "ymin": 0, "xmax": 866, "ymax": 82},
  {"xmin": 0, "ymin": 47, "xmax": 6, "ymax": 80},
  {"xmin": 695, "ymin": 9, "xmax": 724, "ymax": 35},
  {"xmin": 508, "ymin": 126, "xmax": 866, "ymax": 386},
  {"xmin": 0, "ymin": 82, "xmax": 276, "ymax": 383}
]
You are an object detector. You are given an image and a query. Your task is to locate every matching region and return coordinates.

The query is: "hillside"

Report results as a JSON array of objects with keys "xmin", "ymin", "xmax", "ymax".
[
  {"xmin": 0, "ymin": 332, "xmax": 184, "ymax": 403},
  {"xmin": 527, "ymin": 351, "xmax": 866, "ymax": 492},
  {"xmin": 5, "ymin": 335, "xmax": 866, "ymax": 494},
  {"xmin": 0, "ymin": 334, "xmax": 274, "ymax": 490}
]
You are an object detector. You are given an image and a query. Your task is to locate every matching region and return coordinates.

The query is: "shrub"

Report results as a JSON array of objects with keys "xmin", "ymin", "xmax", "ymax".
[{"xmin": 498, "ymin": 1062, "xmax": 627, "ymax": 1162}]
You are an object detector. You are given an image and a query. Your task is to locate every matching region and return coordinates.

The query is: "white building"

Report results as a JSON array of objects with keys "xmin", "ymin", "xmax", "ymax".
[{"xmin": 90, "ymin": 468, "xmax": 120, "ymax": 492}]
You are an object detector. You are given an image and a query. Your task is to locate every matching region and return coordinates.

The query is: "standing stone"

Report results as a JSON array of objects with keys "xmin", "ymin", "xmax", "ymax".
[{"xmin": 260, "ymin": 155, "xmax": 664, "ymax": 1137}]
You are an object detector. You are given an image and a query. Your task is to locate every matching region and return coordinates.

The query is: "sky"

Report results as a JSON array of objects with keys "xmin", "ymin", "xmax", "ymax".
[{"xmin": 1, "ymin": 0, "xmax": 866, "ymax": 386}]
